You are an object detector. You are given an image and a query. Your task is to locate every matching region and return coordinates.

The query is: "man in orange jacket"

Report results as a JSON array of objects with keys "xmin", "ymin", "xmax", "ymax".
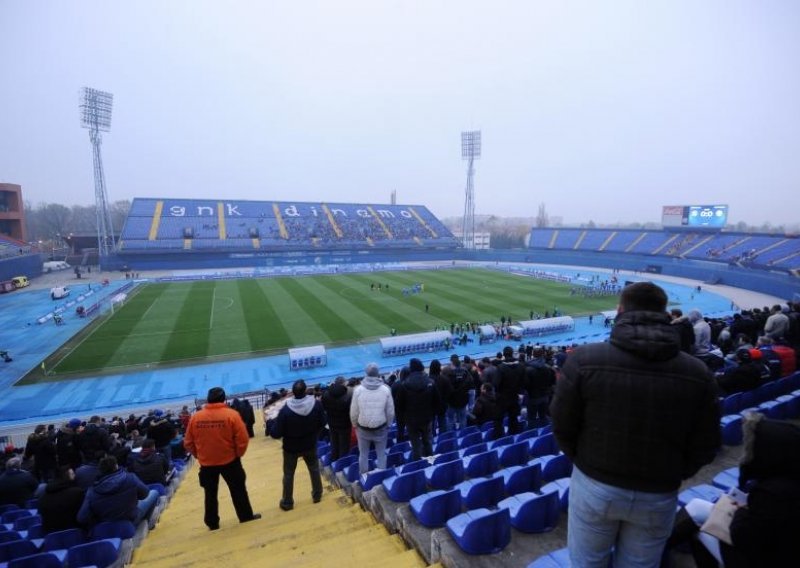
[{"xmin": 184, "ymin": 387, "xmax": 261, "ymax": 530}]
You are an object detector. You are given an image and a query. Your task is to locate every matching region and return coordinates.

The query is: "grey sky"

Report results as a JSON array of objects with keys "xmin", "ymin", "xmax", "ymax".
[{"xmin": 1, "ymin": 1, "xmax": 798, "ymax": 227}]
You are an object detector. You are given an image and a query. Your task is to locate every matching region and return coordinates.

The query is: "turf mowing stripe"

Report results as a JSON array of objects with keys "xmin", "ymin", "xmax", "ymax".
[
  {"xmin": 238, "ymin": 279, "xmax": 292, "ymax": 351},
  {"xmin": 53, "ymin": 283, "xmax": 171, "ymax": 373},
  {"xmin": 207, "ymin": 280, "xmax": 256, "ymax": 356},
  {"xmin": 254, "ymin": 278, "xmax": 331, "ymax": 346},
  {"xmin": 275, "ymin": 277, "xmax": 361, "ymax": 342},
  {"xmin": 161, "ymin": 281, "xmax": 214, "ymax": 361}
]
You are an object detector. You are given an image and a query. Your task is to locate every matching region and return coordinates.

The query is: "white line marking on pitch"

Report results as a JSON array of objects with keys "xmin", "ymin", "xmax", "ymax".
[{"xmin": 209, "ymin": 286, "xmax": 217, "ymax": 330}]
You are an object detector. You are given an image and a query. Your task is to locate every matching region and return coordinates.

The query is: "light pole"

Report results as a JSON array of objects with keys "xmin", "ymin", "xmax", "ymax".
[{"xmin": 461, "ymin": 130, "xmax": 481, "ymax": 250}]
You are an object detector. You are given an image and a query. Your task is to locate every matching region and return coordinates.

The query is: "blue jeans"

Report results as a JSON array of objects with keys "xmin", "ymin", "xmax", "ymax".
[
  {"xmin": 568, "ymin": 466, "xmax": 678, "ymax": 568},
  {"xmin": 356, "ymin": 426, "xmax": 388, "ymax": 474},
  {"xmin": 446, "ymin": 406, "xmax": 468, "ymax": 432},
  {"xmin": 135, "ymin": 489, "xmax": 160, "ymax": 525}
]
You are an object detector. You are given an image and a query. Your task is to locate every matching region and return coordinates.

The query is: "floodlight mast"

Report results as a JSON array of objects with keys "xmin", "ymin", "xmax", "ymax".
[
  {"xmin": 80, "ymin": 87, "xmax": 116, "ymax": 261},
  {"xmin": 461, "ymin": 130, "xmax": 481, "ymax": 250}
]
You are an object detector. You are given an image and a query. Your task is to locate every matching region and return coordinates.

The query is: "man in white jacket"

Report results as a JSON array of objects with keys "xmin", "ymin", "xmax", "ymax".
[{"xmin": 350, "ymin": 363, "xmax": 395, "ymax": 474}]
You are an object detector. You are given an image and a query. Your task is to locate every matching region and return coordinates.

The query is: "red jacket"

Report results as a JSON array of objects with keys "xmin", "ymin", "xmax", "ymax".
[{"xmin": 184, "ymin": 403, "xmax": 249, "ymax": 466}]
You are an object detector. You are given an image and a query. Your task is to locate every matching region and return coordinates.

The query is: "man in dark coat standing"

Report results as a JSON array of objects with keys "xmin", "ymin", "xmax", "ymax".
[
  {"xmin": 494, "ymin": 346, "xmax": 524, "ymax": 436},
  {"xmin": 551, "ymin": 282, "xmax": 720, "ymax": 568},
  {"xmin": 270, "ymin": 380, "xmax": 326, "ymax": 511},
  {"xmin": 395, "ymin": 358, "xmax": 440, "ymax": 460},
  {"xmin": 321, "ymin": 376, "xmax": 352, "ymax": 461}
]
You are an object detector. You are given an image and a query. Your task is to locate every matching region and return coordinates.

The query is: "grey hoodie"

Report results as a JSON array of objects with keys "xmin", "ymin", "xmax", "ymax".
[{"xmin": 287, "ymin": 395, "xmax": 315, "ymax": 417}]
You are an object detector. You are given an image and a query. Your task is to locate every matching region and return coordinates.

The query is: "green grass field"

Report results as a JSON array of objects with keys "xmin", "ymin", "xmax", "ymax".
[{"xmin": 45, "ymin": 268, "xmax": 617, "ymax": 376}]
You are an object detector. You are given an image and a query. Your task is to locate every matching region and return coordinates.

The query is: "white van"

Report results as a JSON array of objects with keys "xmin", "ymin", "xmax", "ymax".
[{"xmin": 51, "ymin": 286, "xmax": 70, "ymax": 300}]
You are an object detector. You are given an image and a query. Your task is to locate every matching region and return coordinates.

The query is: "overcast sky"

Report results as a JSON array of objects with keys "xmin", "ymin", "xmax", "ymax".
[{"xmin": 1, "ymin": 1, "xmax": 798, "ymax": 227}]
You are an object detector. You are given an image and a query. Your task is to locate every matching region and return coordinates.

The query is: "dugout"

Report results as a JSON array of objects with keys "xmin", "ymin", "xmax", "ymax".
[
  {"xmin": 478, "ymin": 325, "xmax": 497, "ymax": 344},
  {"xmin": 517, "ymin": 316, "xmax": 575, "ymax": 337},
  {"xmin": 379, "ymin": 330, "xmax": 451, "ymax": 357},
  {"xmin": 288, "ymin": 345, "xmax": 327, "ymax": 371}
]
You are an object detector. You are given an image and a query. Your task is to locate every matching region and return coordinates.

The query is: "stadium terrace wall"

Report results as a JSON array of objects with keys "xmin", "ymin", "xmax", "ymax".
[
  {"xmin": 459, "ymin": 249, "xmax": 800, "ymax": 301},
  {"xmin": 109, "ymin": 248, "xmax": 460, "ymax": 271},
  {"xmin": 0, "ymin": 254, "xmax": 43, "ymax": 282}
]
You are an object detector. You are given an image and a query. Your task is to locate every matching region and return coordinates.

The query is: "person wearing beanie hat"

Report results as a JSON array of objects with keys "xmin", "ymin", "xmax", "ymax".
[
  {"xmin": 350, "ymin": 363, "xmax": 395, "ymax": 474},
  {"xmin": 717, "ymin": 348, "xmax": 766, "ymax": 396},
  {"xmin": 269, "ymin": 380, "xmax": 326, "ymax": 511},
  {"xmin": 184, "ymin": 386, "xmax": 260, "ymax": 530},
  {"xmin": 395, "ymin": 358, "xmax": 440, "ymax": 460},
  {"xmin": 0, "ymin": 455, "xmax": 39, "ymax": 507}
]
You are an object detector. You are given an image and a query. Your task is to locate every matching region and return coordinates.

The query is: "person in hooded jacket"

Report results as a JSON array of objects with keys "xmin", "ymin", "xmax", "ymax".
[
  {"xmin": 470, "ymin": 382, "xmax": 501, "ymax": 427},
  {"xmin": 128, "ymin": 438, "xmax": 170, "ymax": 485},
  {"xmin": 321, "ymin": 376, "xmax": 352, "ymax": 461},
  {"xmin": 350, "ymin": 363, "xmax": 395, "ymax": 474},
  {"xmin": 395, "ymin": 358, "xmax": 440, "ymax": 460},
  {"xmin": 77, "ymin": 455, "xmax": 159, "ymax": 527},
  {"xmin": 551, "ymin": 281, "xmax": 720, "ymax": 568},
  {"xmin": 717, "ymin": 348, "xmax": 765, "ymax": 396},
  {"xmin": 76, "ymin": 416, "xmax": 112, "ymax": 463},
  {"xmin": 38, "ymin": 465, "xmax": 86, "ymax": 534},
  {"xmin": 24, "ymin": 424, "xmax": 57, "ymax": 483},
  {"xmin": 270, "ymin": 380, "xmax": 326, "ymax": 511}
]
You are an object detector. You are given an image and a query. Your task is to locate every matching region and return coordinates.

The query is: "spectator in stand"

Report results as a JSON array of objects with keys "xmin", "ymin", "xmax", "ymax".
[
  {"xmin": 669, "ymin": 308, "xmax": 696, "ymax": 354},
  {"xmin": 688, "ymin": 309, "xmax": 712, "ymax": 357},
  {"xmin": 56, "ymin": 419, "xmax": 83, "ymax": 470},
  {"xmin": 395, "ymin": 358, "xmax": 440, "ymax": 460},
  {"xmin": 38, "ymin": 465, "xmax": 87, "ymax": 534},
  {"xmin": 233, "ymin": 398, "xmax": 257, "ymax": 438},
  {"xmin": 763, "ymin": 304, "xmax": 790, "ymax": 341},
  {"xmin": 321, "ymin": 376, "xmax": 352, "ymax": 461},
  {"xmin": 128, "ymin": 439, "xmax": 170, "ymax": 485},
  {"xmin": 551, "ymin": 282, "xmax": 720, "ymax": 568},
  {"xmin": 178, "ymin": 406, "xmax": 192, "ymax": 433},
  {"xmin": 184, "ymin": 387, "xmax": 261, "ymax": 530},
  {"xmin": 77, "ymin": 455, "xmax": 159, "ymax": 528},
  {"xmin": 24, "ymin": 424, "xmax": 57, "ymax": 483},
  {"xmin": 350, "ymin": 363, "xmax": 395, "ymax": 475},
  {"xmin": 717, "ymin": 348, "xmax": 765, "ymax": 396},
  {"xmin": 75, "ymin": 450, "xmax": 104, "ymax": 490},
  {"xmin": 429, "ymin": 359, "xmax": 449, "ymax": 435},
  {"xmin": 147, "ymin": 410, "xmax": 177, "ymax": 465},
  {"xmin": 470, "ymin": 382, "xmax": 501, "ymax": 427},
  {"xmin": 494, "ymin": 346, "xmax": 524, "ymax": 436},
  {"xmin": 0, "ymin": 456, "xmax": 39, "ymax": 507},
  {"xmin": 270, "ymin": 380, "xmax": 326, "ymax": 511},
  {"xmin": 524, "ymin": 346, "xmax": 556, "ymax": 427},
  {"xmin": 76, "ymin": 415, "xmax": 112, "ymax": 463},
  {"xmin": 391, "ymin": 366, "xmax": 409, "ymax": 443},
  {"xmin": 443, "ymin": 354, "xmax": 472, "ymax": 432}
]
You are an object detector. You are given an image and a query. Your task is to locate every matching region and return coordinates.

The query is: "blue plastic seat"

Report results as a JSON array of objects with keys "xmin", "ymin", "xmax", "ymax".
[
  {"xmin": 359, "ymin": 468, "xmax": 397, "ymax": 492},
  {"xmin": 0, "ymin": 505, "xmax": 19, "ymax": 516},
  {"xmin": 541, "ymin": 454, "xmax": 572, "ymax": 482},
  {"xmin": 721, "ymin": 415, "xmax": 743, "ymax": 446},
  {"xmin": 425, "ymin": 459, "xmax": 465, "ymax": 490},
  {"xmin": 12, "ymin": 515, "xmax": 41, "ymax": 532},
  {"xmin": 489, "ymin": 435, "xmax": 515, "ymax": 450},
  {"xmin": 457, "ymin": 425, "xmax": 480, "ymax": 438},
  {"xmin": 433, "ymin": 450, "xmax": 460, "ymax": 465},
  {"xmin": 1, "ymin": 510, "xmax": 31, "ymax": 526},
  {"xmin": 455, "ymin": 475, "xmax": 505, "ymax": 509},
  {"xmin": 409, "ymin": 488, "xmax": 462, "ymax": 528},
  {"xmin": 66, "ymin": 538, "xmax": 121, "ymax": 568},
  {"xmin": 147, "ymin": 483, "xmax": 167, "ymax": 497},
  {"xmin": 89, "ymin": 521, "xmax": 136, "ymax": 540},
  {"xmin": 529, "ymin": 433, "xmax": 557, "ymax": 457},
  {"xmin": 458, "ymin": 431, "xmax": 483, "ymax": 449},
  {"xmin": 399, "ymin": 459, "xmax": 429, "ymax": 475},
  {"xmin": 721, "ymin": 392, "xmax": 743, "ymax": 415},
  {"xmin": 540, "ymin": 478, "xmax": 570, "ymax": 512},
  {"xmin": 331, "ymin": 454, "xmax": 358, "ymax": 473},
  {"xmin": 0, "ymin": 539, "xmax": 38, "ymax": 563},
  {"xmin": 7, "ymin": 550, "xmax": 68, "ymax": 568},
  {"xmin": 386, "ymin": 451, "xmax": 406, "ymax": 468},
  {"xmin": 434, "ymin": 438, "xmax": 458, "ymax": 454},
  {"xmin": 678, "ymin": 484, "xmax": 723, "ymax": 507},
  {"xmin": 459, "ymin": 442, "xmax": 488, "ymax": 458},
  {"xmin": 22, "ymin": 499, "xmax": 38, "ymax": 511},
  {"xmin": 387, "ymin": 441, "xmax": 411, "ymax": 455},
  {"xmin": 345, "ymin": 460, "xmax": 374, "ymax": 483},
  {"xmin": 0, "ymin": 530, "xmax": 23, "ymax": 544},
  {"xmin": 712, "ymin": 467, "xmax": 740, "ymax": 491},
  {"xmin": 514, "ymin": 429, "xmax": 539, "ymax": 444},
  {"xmin": 382, "ymin": 470, "xmax": 427, "ymax": 502},
  {"xmin": 42, "ymin": 528, "xmax": 86, "ymax": 552},
  {"xmin": 758, "ymin": 400, "xmax": 785, "ymax": 420},
  {"xmin": 462, "ymin": 449, "xmax": 499, "ymax": 478},
  {"xmin": 479, "ymin": 421, "xmax": 496, "ymax": 433},
  {"xmin": 498, "ymin": 462, "xmax": 542, "ymax": 496},
  {"xmin": 498, "ymin": 489, "xmax": 560, "ymax": 533},
  {"xmin": 498, "ymin": 441, "xmax": 530, "ymax": 468},
  {"xmin": 434, "ymin": 431, "xmax": 457, "ymax": 443},
  {"xmin": 446, "ymin": 508, "xmax": 511, "ymax": 555},
  {"xmin": 527, "ymin": 547, "xmax": 570, "ymax": 567}
]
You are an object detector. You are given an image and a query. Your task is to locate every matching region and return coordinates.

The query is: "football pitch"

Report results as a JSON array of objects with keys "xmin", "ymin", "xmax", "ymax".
[{"xmin": 39, "ymin": 268, "xmax": 618, "ymax": 379}]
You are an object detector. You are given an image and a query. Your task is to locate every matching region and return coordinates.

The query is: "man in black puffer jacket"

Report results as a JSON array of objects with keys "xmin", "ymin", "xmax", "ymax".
[
  {"xmin": 396, "ymin": 358, "xmax": 440, "ymax": 461},
  {"xmin": 551, "ymin": 281, "xmax": 720, "ymax": 568},
  {"xmin": 270, "ymin": 380, "xmax": 326, "ymax": 511},
  {"xmin": 321, "ymin": 376, "xmax": 352, "ymax": 461}
]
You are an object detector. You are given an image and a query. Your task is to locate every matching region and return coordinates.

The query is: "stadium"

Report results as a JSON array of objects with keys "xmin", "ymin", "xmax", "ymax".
[
  {"xmin": 1, "ymin": 187, "xmax": 799, "ymax": 566},
  {"xmin": 2, "ymin": 3, "xmax": 800, "ymax": 567}
]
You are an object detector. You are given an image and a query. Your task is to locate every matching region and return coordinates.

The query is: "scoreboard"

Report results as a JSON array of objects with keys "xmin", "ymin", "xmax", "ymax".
[{"xmin": 662, "ymin": 205, "xmax": 728, "ymax": 230}]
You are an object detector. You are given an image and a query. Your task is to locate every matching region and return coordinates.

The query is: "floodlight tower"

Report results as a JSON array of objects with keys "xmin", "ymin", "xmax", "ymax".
[
  {"xmin": 80, "ymin": 87, "xmax": 116, "ymax": 260},
  {"xmin": 461, "ymin": 130, "xmax": 481, "ymax": 250}
]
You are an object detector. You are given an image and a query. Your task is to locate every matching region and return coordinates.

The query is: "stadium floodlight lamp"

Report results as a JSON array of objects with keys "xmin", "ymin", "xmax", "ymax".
[
  {"xmin": 80, "ymin": 87, "xmax": 114, "ymax": 132},
  {"xmin": 461, "ymin": 130, "xmax": 481, "ymax": 160}
]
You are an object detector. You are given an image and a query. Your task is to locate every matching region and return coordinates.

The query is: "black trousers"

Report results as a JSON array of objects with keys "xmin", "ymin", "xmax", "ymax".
[
  {"xmin": 282, "ymin": 448, "xmax": 323, "ymax": 505},
  {"xmin": 198, "ymin": 458, "xmax": 254, "ymax": 528},
  {"xmin": 407, "ymin": 421, "xmax": 432, "ymax": 461},
  {"xmin": 329, "ymin": 428, "xmax": 351, "ymax": 462}
]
